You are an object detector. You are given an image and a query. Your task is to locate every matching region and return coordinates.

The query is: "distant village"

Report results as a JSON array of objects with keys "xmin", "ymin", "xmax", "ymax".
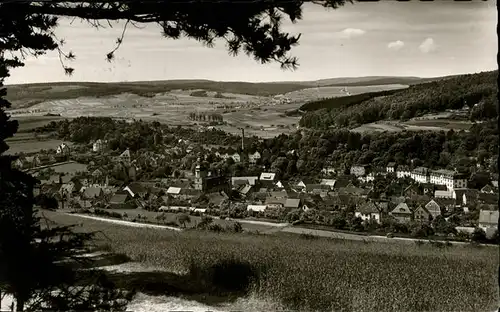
[{"xmin": 15, "ymin": 137, "xmax": 499, "ymax": 241}]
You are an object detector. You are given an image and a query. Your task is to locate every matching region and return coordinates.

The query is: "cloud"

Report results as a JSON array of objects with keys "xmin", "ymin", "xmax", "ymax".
[
  {"xmin": 419, "ymin": 38, "xmax": 437, "ymax": 53},
  {"xmin": 339, "ymin": 28, "xmax": 366, "ymax": 39},
  {"xmin": 387, "ymin": 40, "xmax": 405, "ymax": 51}
]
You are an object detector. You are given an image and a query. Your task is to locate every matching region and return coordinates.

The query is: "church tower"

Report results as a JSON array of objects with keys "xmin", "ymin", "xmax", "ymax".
[{"xmin": 194, "ymin": 157, "xmax": 207, "ymax": 191}]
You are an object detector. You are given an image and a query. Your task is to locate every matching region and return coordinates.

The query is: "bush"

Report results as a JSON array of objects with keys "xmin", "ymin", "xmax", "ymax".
[
  {"xmin": 471, "ymin": 227, "xmax": 487, "ymax": 243},
  {"xmin": 93, "ymin": 209, "xmax": 123, "ymax": 219},
  {"xmin": 410, "ymin": 223, "xmax": 434, "ymax": 238},
  {"xmin": 207, "ymin": 224, "xmax": 224, "ymax": 233}
]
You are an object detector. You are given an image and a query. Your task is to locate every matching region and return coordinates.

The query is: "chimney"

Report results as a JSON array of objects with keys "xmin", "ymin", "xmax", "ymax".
[{"xmin": 241, "ymin": 128, "xmax": 245, "ymax": 151}]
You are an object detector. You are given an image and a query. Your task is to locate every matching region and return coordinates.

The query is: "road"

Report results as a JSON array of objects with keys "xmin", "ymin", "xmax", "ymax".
[{"xmin": 65, "ymin": 213, "xmax": 497, "ymax": 247}]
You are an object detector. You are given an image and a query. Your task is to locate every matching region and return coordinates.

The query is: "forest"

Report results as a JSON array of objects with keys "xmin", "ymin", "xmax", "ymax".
[
  {"xmin": 300, "ymin": 70, "xmax": 497, "ymax": 129},
  {"xmin": 35, "ymin": 117, "xmax": 498, "ymax": 181},
  {"xmin": 299, "ymin": 89, "xmax": 402, "ymax": 112}
]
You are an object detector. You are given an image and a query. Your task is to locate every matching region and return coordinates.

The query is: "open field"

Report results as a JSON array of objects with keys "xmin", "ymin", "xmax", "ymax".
[
  {"xmin": 404, "ymin": 119, "xmax": 473, "ymax": 131},
  {"xmin": 14, "ymin": 115, "xmax": 68, "ymax": 132},
  {"xmin": 5, "ymin": 80, "xmax": 314, "ymax": 109},
  {"xmin": 4, "ymin": 116, "xmax": 70, "ymax": 154},
  {"xmin": 44, "ymin": 210, "xmax": 499, "ymax": 312},
  {"xmin": 6, "ymin": 81, "xmax": 410, "ymax": 138},
  {"xmin": 43, "ymin": 161, "xmax": 88, "ymax": 174},
  {"xmin": 352, "ymin": 119, "xmax": 474, "ymax": 133}
]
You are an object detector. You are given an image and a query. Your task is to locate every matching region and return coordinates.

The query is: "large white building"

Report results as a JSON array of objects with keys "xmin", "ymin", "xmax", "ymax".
[
  {"xmin": 411, "ymin": 167, "xmax": 429, "ymax": 184},
  {"xmin": 396, "ymin": 165, "xmax": 411, "ymax": 179},
  {"xmin": 429, "ymin": 169, "xmax": 467, "ymax": 191}
]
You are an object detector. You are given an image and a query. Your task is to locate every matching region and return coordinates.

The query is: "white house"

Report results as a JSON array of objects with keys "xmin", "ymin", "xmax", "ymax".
[
  {"xmin": 166, "ymin": 187, "xmax": 182, "ymax": 195},
  {"xmin": 321, "ymin": 166, "xmax": 336, "ymax": 176},
  {"xmin": 247, "ymin": 204, "xmax": 267, "ymax": 212},
  {"xmin": 92, "ymin": 139, "xmax": 107, "ymax": 152},
  {"xmin": 386, "ymin": 162, "xmax": 396, "ymax": 173},
  {"xmin": 231, "ymin": 153, "xmax": 241, "ymax": 163},
  {"xmin": 260, "ymin": 172, "xmax": 276, "ymax": 182},
  {"xmin": 275, "ymin": 181, "xmax": 284, "ymax": 188},
  {"xmin": 56, "ymin": 143, "xmax": 71, "ymax": 156},
  {"xmin": 355, "ymin": 201, "xmax": 381, "ymax": 224},
  {"xmin": 248, "ymin": 151, "xmax": 261, "ymax": 164}
]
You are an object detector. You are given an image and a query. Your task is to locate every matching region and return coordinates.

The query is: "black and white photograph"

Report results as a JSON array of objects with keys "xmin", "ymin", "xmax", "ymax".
[{"xmin": 0, "ymin": 0, "xmax": 498, "ymax": 311}]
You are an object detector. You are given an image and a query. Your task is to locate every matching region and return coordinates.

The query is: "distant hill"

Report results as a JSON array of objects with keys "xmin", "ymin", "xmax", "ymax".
[
  {"xmin": 270, "ymin": 75, "xmax": 460, "ymax": 87},
  {"xmin": 4, "ymin": 72, "xmax": 482, "ymax": 109},
  {"xmin": 5, "ymin": 80, "xmax": 313, "ymax": 108},
  {"xmin": 299, "ymin": 70, "xmax": 498, "ymax": 129}
]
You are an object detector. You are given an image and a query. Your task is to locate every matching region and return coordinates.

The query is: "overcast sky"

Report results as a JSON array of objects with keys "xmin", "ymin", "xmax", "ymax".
[{"xmin": 6, "ymin": 1, "xmax": 497, "ymax": 84}]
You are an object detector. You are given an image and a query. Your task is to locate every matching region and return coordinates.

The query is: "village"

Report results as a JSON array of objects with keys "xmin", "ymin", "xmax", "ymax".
[{"xmin": 13, "ymin": 136, "xmax": 499, "ymax": 242}]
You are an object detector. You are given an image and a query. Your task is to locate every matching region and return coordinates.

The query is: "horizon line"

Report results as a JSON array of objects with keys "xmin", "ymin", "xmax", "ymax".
[{"xmin": 5, "ymin": 69, "xmax": 497, "ymax": 86}]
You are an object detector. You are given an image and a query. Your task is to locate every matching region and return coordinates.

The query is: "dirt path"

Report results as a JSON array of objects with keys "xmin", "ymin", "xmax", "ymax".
[
  {"xmin": 224, "ymin": 218, "xmax": 289, "ymax": 228},
  {"xmin": 70, "ymin": 214, "xmax": 182, "ymax": 231}
]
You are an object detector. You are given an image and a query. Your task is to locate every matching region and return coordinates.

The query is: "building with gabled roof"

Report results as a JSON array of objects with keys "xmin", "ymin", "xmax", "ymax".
[
  {"xmin": 119, "ymin": 148, "xmax": 131, "ymax": 164},
  {"xmin": 424, "ymin": 200, "xmax": 442, "ymax": 219},
  {"xmin": 81, "ymin": 186, "xmax": 104, "ymax": 200},
  {"xmin": 390, "ymin": 202, "xmax": 412, "ymax": 223},
  {"xmin": 414, "ymin": 205, "xmax": 431, "ymax": 223},
  {"xmin": 123, "ymin": 182, "xmax": 147, "ymax": 198},
  {"xmin": 355, "ymin": 201, "xmax": 381, "ymax": 223},
  {"xmin": 481, "ymin": 185, "xmax": 496, "ymax": 194},
  {"xmin": 108, "ymin": 193, "xmax": 131, "ymax": 208},
  {"xmin": 478, "ymin": 210, "xmax": 499, "ymax": 239},
  {"xmin": 320, "ymin": 179, "xmax": 336, "ymax": 189},
  {"xmin": 56, "ymin": 143, "xmax": 71, "ymax": 156},
  {"xmin": 284, "ymin": 198, "xmax": 302, "ymax": 209}
]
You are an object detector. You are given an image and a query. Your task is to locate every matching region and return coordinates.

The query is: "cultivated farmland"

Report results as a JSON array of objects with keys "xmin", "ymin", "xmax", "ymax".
[
  {"xmin": 45, "ymin": 211, "xmax": 499, "ymax": 312},
  {"xmin": 6, "ymin": 81, "xmax": 409, "ymax": 138}
]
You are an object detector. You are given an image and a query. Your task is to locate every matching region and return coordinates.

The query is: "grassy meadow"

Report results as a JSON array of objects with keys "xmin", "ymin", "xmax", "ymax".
[{"xmin": 45, "ymin": 211, "xmax": 499, "ymax": 312}]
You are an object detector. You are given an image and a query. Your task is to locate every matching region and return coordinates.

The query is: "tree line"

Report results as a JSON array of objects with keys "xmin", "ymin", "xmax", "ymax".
[
  {"xmin": 35, "ymin": 117, "xmax": 498, "ymax": 182},
  {"xmin": 188, "ymin": 112, "xmax": 224, "ymax": 122}
]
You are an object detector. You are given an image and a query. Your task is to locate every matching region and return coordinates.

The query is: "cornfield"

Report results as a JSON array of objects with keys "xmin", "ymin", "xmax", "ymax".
[{"xmin": 47, "ymin": 211, "xmax": 499, "ymax": 312}]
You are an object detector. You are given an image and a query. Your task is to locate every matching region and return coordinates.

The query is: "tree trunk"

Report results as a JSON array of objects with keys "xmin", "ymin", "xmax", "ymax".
[{"xmin": 16, "ymin": 298, "xmax": 24, "ymax": 312}]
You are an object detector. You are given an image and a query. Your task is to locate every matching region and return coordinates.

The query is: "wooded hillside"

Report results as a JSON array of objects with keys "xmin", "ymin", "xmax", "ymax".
[{"xmin": 300, "ymin": 71, "xmax": 497, "ymax": 129}]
